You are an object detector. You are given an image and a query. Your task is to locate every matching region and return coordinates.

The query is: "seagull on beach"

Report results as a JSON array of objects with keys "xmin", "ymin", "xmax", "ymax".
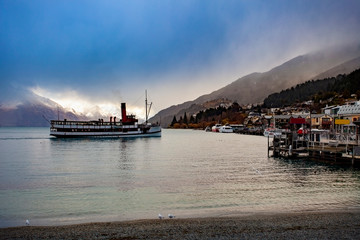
[
  {"xmin": 158, "ymin": 214, "xmax": 164, "ymax": 219},
  {"xmin": 25, "ymin": 219, "xmax": 30, "ymax": 226},
  {"xmin": 168, "ymin": 214, "xmax": 175, "ymax": 219},
  {"xmin": 252, "ymin": 166, "xmax": 262, "ymax": 175}
]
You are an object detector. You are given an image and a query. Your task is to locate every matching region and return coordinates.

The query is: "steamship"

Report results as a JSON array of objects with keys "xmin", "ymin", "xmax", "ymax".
[{"xmin": 50, "ymin": 94, "xmax": 161, "ymax": 138}]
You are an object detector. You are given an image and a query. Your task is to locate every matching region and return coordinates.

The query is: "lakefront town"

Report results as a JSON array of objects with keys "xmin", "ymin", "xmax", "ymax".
[
  {"xmin": 4, "ymin": 68, "xmax": 360, "ymax": 240},
  {"xmin": 167, "ymin": 69, "xmax": 360, "ymax": 167},
  {"xmin": 2, "ymin": 1, "xmax": 360, "ymax": 240}
]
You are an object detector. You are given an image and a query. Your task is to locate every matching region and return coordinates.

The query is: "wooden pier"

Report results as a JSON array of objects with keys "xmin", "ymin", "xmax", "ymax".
[{"xmin": 268, "ymin": 132, "xmax": 360, "ymax": 167}]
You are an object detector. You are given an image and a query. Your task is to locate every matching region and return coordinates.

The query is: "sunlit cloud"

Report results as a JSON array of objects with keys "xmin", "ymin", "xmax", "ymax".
[{"xmin": 30, "ymin": 86, "xmax": 147, "ymax": 121}]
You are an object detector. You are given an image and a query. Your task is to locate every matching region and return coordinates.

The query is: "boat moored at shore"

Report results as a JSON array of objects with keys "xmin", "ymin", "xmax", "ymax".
[
  {"xmin": 263, "ymin": 128, "xmax": 282, "ymax": 137},
  {"xmin": 211, "ymin": 124, "xmax": 222, "ymax": 132},
  {"xmin": 219, "ymin": 125, "xmax": 233, "ymax": 133}
]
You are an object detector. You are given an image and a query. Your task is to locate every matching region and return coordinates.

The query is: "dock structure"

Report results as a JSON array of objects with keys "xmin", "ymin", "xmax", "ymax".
[{"xmin": 268, "ymin": 130, "xmax": 360, "ymax": 167}]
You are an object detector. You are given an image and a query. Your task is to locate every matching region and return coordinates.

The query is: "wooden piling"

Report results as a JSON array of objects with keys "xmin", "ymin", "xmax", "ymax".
[{"xmin": 267, "ymin": 135, "xmax": 270, "ymax": 158}]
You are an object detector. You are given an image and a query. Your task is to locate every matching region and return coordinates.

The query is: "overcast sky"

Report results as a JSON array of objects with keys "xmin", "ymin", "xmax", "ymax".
[{"xmin": 1, "ymin": 0, "xmax": 360, "ymax": 117}]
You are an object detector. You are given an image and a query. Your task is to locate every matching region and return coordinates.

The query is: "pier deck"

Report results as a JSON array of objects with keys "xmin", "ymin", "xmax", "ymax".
[{"xmin": 268, "ymin": 133, "xmax": 360, "ymax": 167}]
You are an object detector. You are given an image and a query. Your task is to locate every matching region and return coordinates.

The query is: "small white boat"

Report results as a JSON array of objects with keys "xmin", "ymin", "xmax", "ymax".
[
  {"xmin": 219, "ymin": 125, "xmax": 233, "ymax": 133},
  {"xmin": 211, "ymin": 124, "xmax": 222, "ymax": 132},
  {"xmin": 263, "ymin": 128, "xmax": 282, "ymax": 137}
]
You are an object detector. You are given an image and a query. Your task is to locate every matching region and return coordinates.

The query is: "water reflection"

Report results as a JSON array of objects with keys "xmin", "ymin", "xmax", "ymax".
[{"xmin": 117, "ymin": 140, "xmax": 133, "ymax": 169}]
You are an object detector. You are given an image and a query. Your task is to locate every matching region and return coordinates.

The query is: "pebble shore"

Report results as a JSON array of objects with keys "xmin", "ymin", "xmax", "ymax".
[{"xmin": 1, "ymin": 211, "xmax": 360, "ymax": 239}]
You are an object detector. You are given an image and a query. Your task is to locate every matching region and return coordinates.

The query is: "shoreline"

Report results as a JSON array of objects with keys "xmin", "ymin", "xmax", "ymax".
[{"xmin": 2, "ymin": 210, "xmax": 360, "ymax": 239}]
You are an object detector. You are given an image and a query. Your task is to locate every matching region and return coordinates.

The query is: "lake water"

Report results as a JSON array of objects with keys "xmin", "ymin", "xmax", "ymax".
[{"xmin": 1, "ymin": 128, "xmax": 360, "ymax": 227}]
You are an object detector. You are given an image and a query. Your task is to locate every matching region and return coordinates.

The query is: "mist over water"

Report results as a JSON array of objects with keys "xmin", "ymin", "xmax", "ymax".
[{"xmin": 1, "ymin": 128, "xmax": 360, "ymax": 227}]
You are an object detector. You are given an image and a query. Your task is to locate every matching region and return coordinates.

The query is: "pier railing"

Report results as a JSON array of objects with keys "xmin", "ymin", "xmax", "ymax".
[
  {"xmin": 329, "ymin": 132, "xmax": 359, "ymax": 145},
  {"xmin": 268, "ymin": 130, "xmax": 360, "ymax": 166}
]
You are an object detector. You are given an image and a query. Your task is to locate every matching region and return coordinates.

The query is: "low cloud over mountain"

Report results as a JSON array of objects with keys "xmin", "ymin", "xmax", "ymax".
[
  {"xmin": 1, "ymin": 44, "xmax": 360, "ymax": 127},
  {"xmin": 0, "ymin": 90, "xmax": 87, "ymax": 127},
  {"xmin": 151, "ymin": 44, "xmax": 360, "ymax": 127}
]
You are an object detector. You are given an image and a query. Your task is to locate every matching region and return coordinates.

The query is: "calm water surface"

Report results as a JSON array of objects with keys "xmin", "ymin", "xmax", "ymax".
[{"xmin": 1, "ymin": 127, "xmax": 360, "ymax": 227}]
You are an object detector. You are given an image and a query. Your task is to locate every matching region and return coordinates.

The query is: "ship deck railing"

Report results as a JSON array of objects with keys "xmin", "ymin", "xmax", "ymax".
[{"xmin": 51, "ymin": 120, "xmax": 142, "ymax": 127}]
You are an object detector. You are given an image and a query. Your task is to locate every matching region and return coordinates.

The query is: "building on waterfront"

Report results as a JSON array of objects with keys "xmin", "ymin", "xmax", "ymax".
[
  {"xmin": 271, "ymin": 114, "xmax": 333, "ymax": 130},
  {"xmin": 337, "ymin": 101, "xmax": 360, "ymax": 124},
  {"xmin": 305, "ymin": 114, "xmax": 333, "ymax": 130},
  {"xmin": 323, "ymin": 105, "xmax": 341, "ymax": 115}
]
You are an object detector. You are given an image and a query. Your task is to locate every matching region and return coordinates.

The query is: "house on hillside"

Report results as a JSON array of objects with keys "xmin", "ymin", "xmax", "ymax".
[{"xmin": 244, "ymin": 115, "xmax": 266, "ymax": 127}]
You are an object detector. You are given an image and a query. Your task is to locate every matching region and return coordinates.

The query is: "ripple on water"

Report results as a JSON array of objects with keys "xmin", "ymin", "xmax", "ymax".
[{"xmin": 0, "ymin": 128, "xmax": 360, "ymax": 227}]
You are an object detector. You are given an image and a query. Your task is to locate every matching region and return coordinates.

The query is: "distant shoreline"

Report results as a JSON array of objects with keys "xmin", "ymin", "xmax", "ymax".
[{"xmin": 2, "ymin": 210, "xmax": 360, "ymax": 239}]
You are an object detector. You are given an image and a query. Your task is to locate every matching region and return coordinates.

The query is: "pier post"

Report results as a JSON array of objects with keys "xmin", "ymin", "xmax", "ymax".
[
  {"xmin": 267, "ymin": 135, "xmax": 270, "ymax": 157},
  {"xmin": 352, "ymin": 147, "xmax": 355, "ymax": 166},
  {"xmin": 335, "ymin": 145, "xmax": 337, "ymax": 163}
]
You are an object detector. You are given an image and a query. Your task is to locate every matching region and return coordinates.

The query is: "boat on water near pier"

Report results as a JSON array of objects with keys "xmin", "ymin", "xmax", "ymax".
[
  {"xmin": 219, "ymin": 125, "xmax": 233, "ymax": 133},
  {"xmin": 263, "ymin": 128, "xmax": 282, "ymax": 137},
  {"xmin": 211, "ymin": 124, "xmax": 222, "ymax": 132},
  {"xmin": 209, "ymin": 124, "xmax": 234, "ymax": 133},
  {"xmin": 50, "ymin": 94, "xmax": 161, "ymax": 138}
]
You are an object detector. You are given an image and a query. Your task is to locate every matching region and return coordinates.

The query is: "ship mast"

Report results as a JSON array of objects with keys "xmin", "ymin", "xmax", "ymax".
[
  {"xmin": 145, "ymin": 90, "xmax": 152, "ymax": 124},
  {"xmin": 145, "ymin": 90, "xmax": 148, "ymax": 123}
]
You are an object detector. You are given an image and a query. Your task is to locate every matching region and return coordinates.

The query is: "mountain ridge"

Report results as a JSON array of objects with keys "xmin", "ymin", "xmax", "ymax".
[
  {"xmin": 0, "ymin": 92, "xmax": 87, "ymax": 127},
  {"xmin": 2, "ymin": 45, "xmax": 360, "ymax": 127},
  {"xmin": 150, "ymin": 44, "xmax": 360, "ymax": 127}
]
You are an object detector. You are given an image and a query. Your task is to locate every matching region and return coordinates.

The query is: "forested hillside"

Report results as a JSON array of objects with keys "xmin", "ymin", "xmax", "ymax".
[
  {"xmin": 263, "ymin": 68, "xmax": 360, "ymax": 108},
  {"xmin": 150, "ymin": 45, "xmax": 360, "ymax": 127},
  {"xmin": 330, "ymin": 68, "xmax": 360, "ymax": 93}
]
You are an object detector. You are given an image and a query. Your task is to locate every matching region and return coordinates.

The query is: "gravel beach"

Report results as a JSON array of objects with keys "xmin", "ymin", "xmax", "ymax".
[{"xmin": 1, "ymin": 211, "xmax": 360, "ymax": 239}]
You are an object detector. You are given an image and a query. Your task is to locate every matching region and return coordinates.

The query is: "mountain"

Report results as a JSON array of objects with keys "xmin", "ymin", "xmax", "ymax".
[
  {"xmin": 263, "ymin": 68, "xmax": 360, "ymax": 108},
  {"xmin": 0, "ymin": 93, "xmax": 87, "ymax": 127},
  {"xmin": 311, "ymin": 56, "xmax": 360, "ymax": 80},
  {"xmin": 2, "ymin": 44, "xmax": 360, "ymax": 127},
  {"xmin": 150, "ymin": 44, "xmax": 360, "ymax": 127},
  {"xmin": 152, "ymin": 98, "xmax": 233, "ymax": 128}
]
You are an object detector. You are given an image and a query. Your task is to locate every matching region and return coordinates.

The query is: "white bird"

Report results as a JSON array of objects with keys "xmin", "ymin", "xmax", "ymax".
[
  {"xmin": 158, "ymin": 214, "xmax": 164, "ymax": 219},
  {"xmin": 25, "ymin": 219, "xmax": 30, "ymax": 226},
  {"xmin": 252, "ymin": 166, "xmax": 262, "ymax": 175},
  {"xmin": 168, "ymin": 214, "xmax": 175, "ymax": 219}
]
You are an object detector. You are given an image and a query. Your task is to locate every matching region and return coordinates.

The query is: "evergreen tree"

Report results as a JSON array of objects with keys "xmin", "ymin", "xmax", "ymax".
[
  {"xmin": 183, "ymin": 112, "xmax": 188, "ymax": 124},
  {"xmin": 189, "ymin": 115, "xmax": 195, "ymax": 123},
  {"xmin": 170, "ymin": 116, "xmax": 177, "ymax": 126}
]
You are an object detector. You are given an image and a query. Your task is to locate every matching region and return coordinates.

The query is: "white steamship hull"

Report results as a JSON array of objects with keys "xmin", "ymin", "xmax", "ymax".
[
  {"xmin": 50, "ymin": 124, "xmax": 161, "ymax": 138},
  {"xmin": 50, "ymin": 99, "xmax": 161, "ymax": 138}
]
